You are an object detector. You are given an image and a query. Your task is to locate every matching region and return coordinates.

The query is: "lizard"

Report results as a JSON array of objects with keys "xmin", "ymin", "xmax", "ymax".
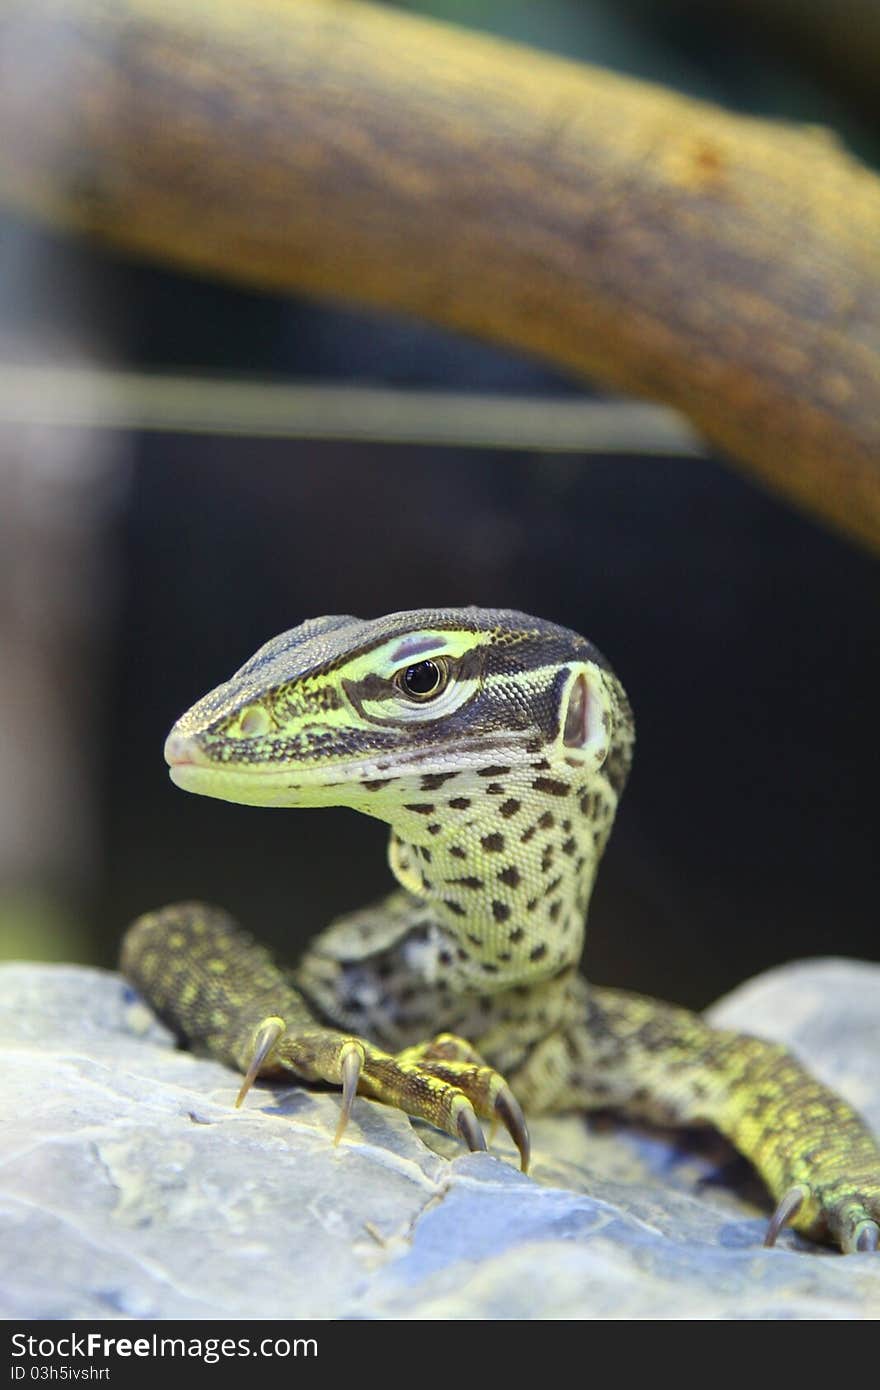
[{"xmin": 120, "ymin": 606, "xmax": 880, "ymax": 1253}]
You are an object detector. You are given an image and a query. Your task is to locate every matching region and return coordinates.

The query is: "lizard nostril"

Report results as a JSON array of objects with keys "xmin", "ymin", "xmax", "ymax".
[{"xmin": 164, "ymin": 732, "xmax": 203, "ymax": 766}]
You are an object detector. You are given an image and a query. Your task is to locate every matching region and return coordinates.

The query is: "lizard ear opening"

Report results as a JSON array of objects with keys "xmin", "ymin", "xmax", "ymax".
[{"xmin": 562, "ymin": 672, "xmax": 590, "ymax": 748}]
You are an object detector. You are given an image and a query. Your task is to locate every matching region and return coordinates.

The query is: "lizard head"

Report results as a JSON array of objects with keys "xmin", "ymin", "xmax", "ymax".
[{"xmin": 164, "ymin": 607, "xmax": 633, "ymax": 823}]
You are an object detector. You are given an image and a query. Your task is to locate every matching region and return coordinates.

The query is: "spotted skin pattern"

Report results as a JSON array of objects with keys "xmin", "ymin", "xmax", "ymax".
[{"xmin": 121, "ymin": 607, "xmax": 880, "ymax": 1253}]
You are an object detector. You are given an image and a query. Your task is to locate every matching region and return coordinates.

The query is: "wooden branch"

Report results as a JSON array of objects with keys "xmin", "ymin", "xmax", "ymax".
[{"xmin": 1, "ymin": 0, "xmax": 879, "ymax": 549}]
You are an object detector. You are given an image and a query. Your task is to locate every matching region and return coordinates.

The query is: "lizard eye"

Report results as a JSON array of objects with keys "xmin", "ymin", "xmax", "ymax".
[{"xmin": 396, "ymin": 659, "xmax": 448, "ymax": 701}]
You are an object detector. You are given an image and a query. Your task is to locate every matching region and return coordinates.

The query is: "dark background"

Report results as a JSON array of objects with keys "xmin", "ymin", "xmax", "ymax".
[{"xmin": 1, "ymin": 0, "xmax": 877, "ymax": 1009}]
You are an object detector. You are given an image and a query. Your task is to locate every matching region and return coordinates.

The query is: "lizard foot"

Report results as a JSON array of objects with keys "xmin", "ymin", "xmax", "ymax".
[
  {"xmin": 764, "ymin": 1165, "xmax": 880, "ymax": 1254},
  {"xmin": 236, "ymin": 1015, "xmax": 530, "ymax": 1171},
  {"xmin": 120, "ymin": 903, "xmax": 529, "ymax": 1171},
  {"xmin": 395, "ymin": 1032, "xmax": 530, "ymax": 1170}
]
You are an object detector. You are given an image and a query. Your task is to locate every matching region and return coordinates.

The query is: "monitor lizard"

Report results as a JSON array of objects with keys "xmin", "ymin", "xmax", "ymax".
[{"xmin": 120, "ymin": 607, "xmax": 879, "ymax": 1253}]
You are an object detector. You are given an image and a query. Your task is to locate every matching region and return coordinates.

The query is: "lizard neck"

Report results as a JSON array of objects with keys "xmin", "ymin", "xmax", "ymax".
[{"xmin": 384, "ymin": 759, "xmax": 620, "ymax": 991}]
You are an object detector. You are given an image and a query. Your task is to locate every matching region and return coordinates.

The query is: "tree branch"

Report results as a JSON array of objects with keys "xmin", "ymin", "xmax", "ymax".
[{"xmin": 1, "ymin": 0, "xmax": 878, "ymax": 549}]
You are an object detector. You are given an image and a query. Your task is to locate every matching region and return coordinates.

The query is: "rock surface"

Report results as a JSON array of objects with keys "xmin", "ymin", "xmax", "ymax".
[{"xmin": 1, "ymin": 957, "xmax": 879, "ymax": 1320}]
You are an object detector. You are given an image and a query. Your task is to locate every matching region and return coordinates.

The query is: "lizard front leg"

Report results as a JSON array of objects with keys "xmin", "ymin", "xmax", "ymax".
[
  {"xmin": 120, "ymin": 902, "xmax": 528, "ymax": 1169},
  {"xmin": 509, "ymin": 985, "xmax": 880, "ymax": 1253}
]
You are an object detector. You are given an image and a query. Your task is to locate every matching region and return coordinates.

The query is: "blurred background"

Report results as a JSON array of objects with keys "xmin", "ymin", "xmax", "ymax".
[{"xmin": 0, "ymin": 0, "xmax": 877, "ymax": 1010}]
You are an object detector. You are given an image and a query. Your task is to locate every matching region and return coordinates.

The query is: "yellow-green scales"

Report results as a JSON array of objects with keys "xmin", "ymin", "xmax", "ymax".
[{"xmin": 121, "ymin": 607, "xmax": 880, "ymax": 1252}]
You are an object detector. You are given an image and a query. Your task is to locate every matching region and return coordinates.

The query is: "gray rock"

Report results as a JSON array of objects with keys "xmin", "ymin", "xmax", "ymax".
[{"xmin": 1, "ymin": 958, "xmax": 879, "ymax": 1320}]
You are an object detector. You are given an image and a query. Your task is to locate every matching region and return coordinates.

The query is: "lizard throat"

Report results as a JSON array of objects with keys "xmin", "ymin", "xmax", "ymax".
[{"xmin": 383, "ymin": 765, "xmax": 617, "ymax": 990}]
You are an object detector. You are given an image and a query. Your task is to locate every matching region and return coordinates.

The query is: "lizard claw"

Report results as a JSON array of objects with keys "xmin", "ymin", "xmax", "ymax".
[
  {"xmin": 235, "ymin": 1016, "xmax": 286, "ymax": 1108},
  {"xmin": 854, "ymin": 1220, "xmax": 879, "ymax": 1253},
  {"xmin": 495, "ymin": 1083, "xmax": 530, "ymax": 1173},
  {"xmin": 764, "ymin": 1185, "xmax": 806, "ymax": 1248},
  {"xmin": 456, "ymin": 1101, "xmax": 488, "ymax": 1154},
  {"xmin": 334, "ymin": 1042, "xmax": 364, "ymax": 1144}
]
